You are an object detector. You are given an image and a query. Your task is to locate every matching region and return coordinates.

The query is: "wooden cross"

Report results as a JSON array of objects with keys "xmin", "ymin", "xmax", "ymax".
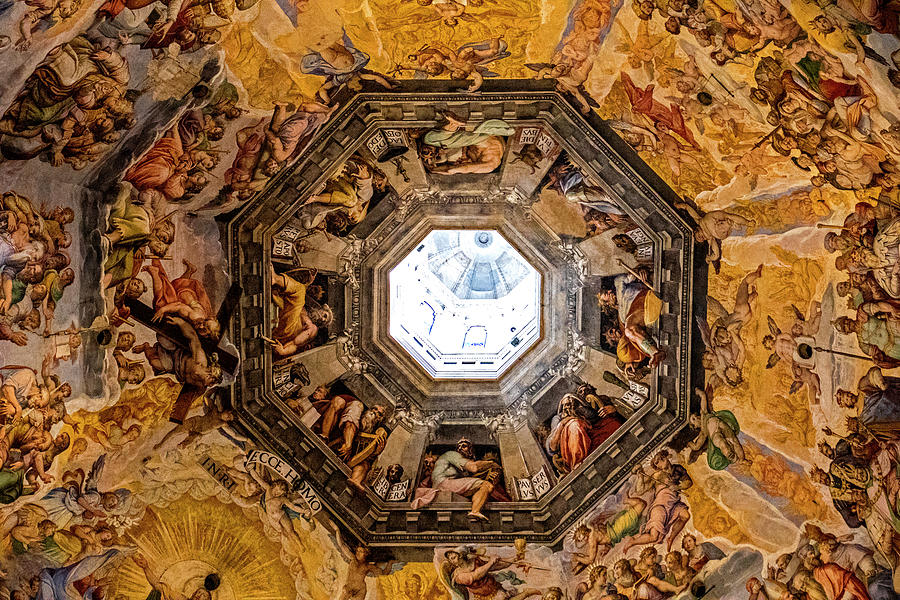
[{"xmin": 124, "ymin": 282, "xmax": 241, "ymax": 424}]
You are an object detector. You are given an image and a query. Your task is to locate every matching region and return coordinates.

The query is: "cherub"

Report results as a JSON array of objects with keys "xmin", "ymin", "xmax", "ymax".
[
  {"xmin": 609, "ymin": 119, "xmax": 660, "ymax": 152},
  {"xmin": 395, "ymin": 0, "xmax": 486, "ymax": 27},
  {"xmin": 40, "ymin": 455, "xmax": 132, "ymax": 526},
  {"xmin": 86, "ymin": 421, "xmax": 142, "ymax": 454},
  {"xmin": 152, "ymin": 395, "xmax": 239, "ymax": 451},
  {"xmin": 685, "ymin": 385, "xmax": 749, "ymax": 470},
  {"xmin": 653, "ymin": 122, "xmax": 704, "ymax": 179},
  {"xmin": 614, "ymin": 20, "xmax": 668, "ymax": 78},
  {"xmin": 333, "ymin": 528, "xmax": 397, "ymax": 600},
  {"xmin": 436, "ymin": 38, "xmax": 510, "ymax": 92},
  {"xmin": 571, "ymin": 489, "xmax": 647, "ymax": 571},
  {"xmin": 525, "ymin": 59, "xmax": 599, "ymax": 114},
  {"xmin": 64, "ymin": 522, "xmax": 117, "ymax": 563},
  {"xmin": 247, "ymin": 466, "xmax": 311, "ymax": 552},
  {"xmin": 762, "ymin": 302, "xmax": 822, "ymax": 403},
  {"xmin": 675, "ymin": 202, "xmax": 754, "ymax": 272},
  {"xmin": 697, "ymin": 265, "xmax": 763, "ymax": 388},
  {"xmin": 221, "ymin": 455, "xmax": 264, "ymax": 508},
  {"xmin": 13, "ymin": 0, "xmax": 82, "ymax": 51}
]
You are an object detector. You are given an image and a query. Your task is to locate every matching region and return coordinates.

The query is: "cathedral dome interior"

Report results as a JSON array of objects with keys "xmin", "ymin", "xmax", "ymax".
[{"xmin": 0, "ymin": 0, "xmax": 898, "ymax": 598}]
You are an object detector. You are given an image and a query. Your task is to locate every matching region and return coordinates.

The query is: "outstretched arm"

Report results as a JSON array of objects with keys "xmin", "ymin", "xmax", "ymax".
[
  {"xmin": 246, "ymin": 465, "xmax": 273, "ymax": 494},
  {"xmin": 359, "ymin": 71, "xmax": 393, "ymax": 90},
  {"xmin": 674, "ymin": 202, "xmax": 702, "ymax": 223},
  {"xmin": 695, "ymin": 387, "xmax": 710, "ymax": 414},
  {"xmin": 466, "ymin": 70, "xmax": 484, "ymax": 92},
  {"xmin": 367, "ymin": 559, "xmax": 397, "ymax": 576},
  {"xmin": 133, "ymin": 555, "xmax": 186, "ymax": 600},
  {"xmin": 152, "ymin": 301, "xmax": 192, "ymax": 323},
  {"xmin": 860, "ymin": 301, "xmax": 900, "ymax": 318},
  {"xmin": 647, "ymin": 576, "xmax": 686, "ymax": 595}
]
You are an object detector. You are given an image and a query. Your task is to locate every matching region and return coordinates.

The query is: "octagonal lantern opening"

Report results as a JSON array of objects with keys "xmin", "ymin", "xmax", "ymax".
[{"xmin": 388, "ymin": 229, "xmax": 542, "ymax": 379}]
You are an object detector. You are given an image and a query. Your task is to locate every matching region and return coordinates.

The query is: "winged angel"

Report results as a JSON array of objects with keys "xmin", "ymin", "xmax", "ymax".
[
  {"xmin": 438, "ymin": 545, "xmax": 540, "ymax": 600},
  {"xmin": 394, "ymin": 38, "xmax": 511, "ymax": 92},
  {"xmin": 613, "ymin": 20, "xmax": 678, "ymax": 80},
  {"xmin": 697, "ymin": 265, "xmax": 763, "ymax": 389},
  {"xmin": 393, "ymin": 0, "xmax": 515, "ymax": 28},
  {"xmin": 39, "ymin": 455, "xmax": 134, "ymax": 528},
  {"xmin": 762, "ymin": 301, "xmax": 822, "ymax": 403}
]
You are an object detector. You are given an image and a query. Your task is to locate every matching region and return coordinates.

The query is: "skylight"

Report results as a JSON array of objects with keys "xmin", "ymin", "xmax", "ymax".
[{"xmin": 389, "ymin": 230, "xmax": 542, "ymax": 379}]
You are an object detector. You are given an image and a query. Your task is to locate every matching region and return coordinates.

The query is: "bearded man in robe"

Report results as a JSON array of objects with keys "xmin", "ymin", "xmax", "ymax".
[
  {"xmin": 836, "ymin": 366, "xmax": 900, "ymax": 439},
  {"xmin": 597, "ymin": 272, "xmax": 665, "ymax": 373},
  {"xmin": 124, "ymin": 126, "xmax": 207, "ymax": 203},
  {"xmin": 546, "ymin": 394, "xmax": 594, "ymax": 473},
  {"xmin": 269, "ymin": 265, "xmax": 333, "ymax": 356},
  {"xmin": 794, "ymin": 555, "xmax": 872, "ymax": 600}
]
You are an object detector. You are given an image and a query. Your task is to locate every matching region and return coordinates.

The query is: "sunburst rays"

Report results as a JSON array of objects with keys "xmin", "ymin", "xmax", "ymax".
[{"xmin": 108, "ymin": 496, "xmax": 296, "ymax": 600}]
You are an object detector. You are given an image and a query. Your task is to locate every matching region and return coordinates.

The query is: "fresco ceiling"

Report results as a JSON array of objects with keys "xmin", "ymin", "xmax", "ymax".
[{"xmin": 0, "ymin": 0, "xmax": 898, "ymax": 596}]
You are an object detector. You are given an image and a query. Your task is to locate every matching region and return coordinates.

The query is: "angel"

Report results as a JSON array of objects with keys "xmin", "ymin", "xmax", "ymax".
[
  {"xmin": 247, "ymin": 465, "xmax": 312, "ymax": 553},
  {"xmin": 220, "ymin": 455, "xmax": 264, "ymax": 508},
  {"xmin": 697, "ymin": 265, "xmax": 763, "ymax": 388},
  {"xmin": 300, "ymin": 38, "xmax": 394, "ymax": 104},
  {"xmin": 395, "ymin": 0, "xmax": 498, "ymax": 27},
  {"xmin": 143, "ymin": 258, "xmax": 220, "ymax": 341},
  {"xmin": 399, "ymin": 45, "xmax": 455, "ymax": 77},
  {"xmin": 762, "ymin": 301, "xmax": 822, "ymax": 403},
  {"xmin": 63, "ymin": 522, "xmax": 118, "ymax": 563},
  {"xmin": 609, "ymin": 119, "xmax": 660, "ymax": 152},
  {"xmin": 437, "ymin": 38, "xmax": 511, "ymax": 92},
  {"xmin": 85, "ymin": 421, "xmax": 142, "ymax": 455},
  {"xmin": 34, "ymin": 547, "xmax": 126, "ymax": 600},
  {"xmin": 570, "ymin": 490, "xmax": 647, "ymax": 572},
  {"xmin": 685, "ymin": 385, "xmax": 748, "ymax": 470},
  {"xmin": 614, "ymin": 20, "xmax": 669, "ymax": 78},
  {"xmin": 675, "ymin": 201, "xmax": 754, "ymax": 272},
  {"xmin": 152, "ymin": 394, "xmax": 240, "ymax": 451},
  {"xmin": 721, "ymin": 144, "xmax": 785, "ymax": 190},
  {"xmin": 13, "ymin": 0, "xmax": 82, "ymax": 52},
  {"xmin": 0, "ymin": 502, "xmax": 52, "ymax": 548},
  {"xmin": 438, "ymin": 546, "xmax": 541, "ymax": 600},
  {"xmin": 38, "ymin": 455, "xmax": 132, "ymax": 528},
  {"xmin": 332, "ymin": 528, "xmax": 398, "ymax": 600},
  {"xmin": 654, "ymin": 122, "xmax": 704, "ymax": 179},
  {"xmin": 525, "ymin": 59, "xmax": 599, "ymax": 114}
]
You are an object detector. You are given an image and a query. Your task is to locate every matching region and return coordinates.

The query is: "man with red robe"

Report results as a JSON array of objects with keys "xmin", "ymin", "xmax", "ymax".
[
  {"xmin": 795, "ymin": 557, "xmax": 872, "ymax": 600},
  {"xmin": 547, "ymin": 394, "xmax": 593, "ymax": 472},
  {"xmin": 620, "ymin": 72, "xmax": 700, "ymax": 149},
  {"xmin": 125, "ymin": 127, "xmax": 205, "ymax": 202},
  {"xmin": 142, "ymin": 258, "xmax": 219, "ymax": 341}
]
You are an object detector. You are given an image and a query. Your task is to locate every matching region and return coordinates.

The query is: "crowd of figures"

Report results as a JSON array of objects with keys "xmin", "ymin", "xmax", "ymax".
[{"xmin": 0, "ymin": 0, "xmax": 896, "ymax": 596}]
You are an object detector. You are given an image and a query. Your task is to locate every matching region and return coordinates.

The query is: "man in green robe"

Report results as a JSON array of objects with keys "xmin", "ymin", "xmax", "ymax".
[{"xmin": 420, "ymin": 116, "xmax": 514, "ymax": 174}]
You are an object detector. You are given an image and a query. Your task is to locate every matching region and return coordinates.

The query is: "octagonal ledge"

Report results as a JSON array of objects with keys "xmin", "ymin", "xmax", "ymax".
[{"xmin": 221, "ymin": 85, "xmax": 708, "ymax": 546}]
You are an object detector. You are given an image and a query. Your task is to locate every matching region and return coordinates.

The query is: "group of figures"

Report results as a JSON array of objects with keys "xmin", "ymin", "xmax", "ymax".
[{"xmin": 0, "ymin": 0, "xmax": 897, "ymax": 596}]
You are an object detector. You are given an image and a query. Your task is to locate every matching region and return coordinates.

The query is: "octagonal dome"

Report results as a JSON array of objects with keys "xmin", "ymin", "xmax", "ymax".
[
  {"xmin": 225, "ymin": 86, "xmax": 708, "ymax": 547},
  {"xmin": 388, "ymin": 229, "xmax": 541, "ymax": 379}
]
